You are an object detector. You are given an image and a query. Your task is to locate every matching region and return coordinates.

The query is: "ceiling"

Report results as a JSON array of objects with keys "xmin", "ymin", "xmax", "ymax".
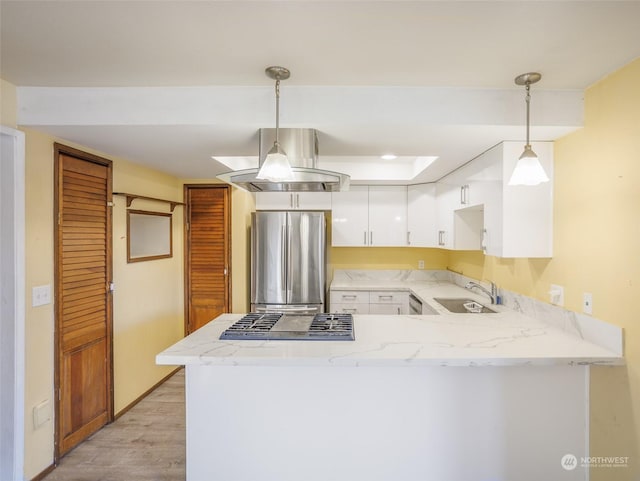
[{"xmin": 2, "ymin": 1, "xmax": 640, "ymax": 183}]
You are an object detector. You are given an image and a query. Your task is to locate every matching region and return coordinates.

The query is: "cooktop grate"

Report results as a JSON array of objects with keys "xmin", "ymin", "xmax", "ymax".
[{"xmin": 219, "ymin": 313, "xmax": 354, "ymax": 341}]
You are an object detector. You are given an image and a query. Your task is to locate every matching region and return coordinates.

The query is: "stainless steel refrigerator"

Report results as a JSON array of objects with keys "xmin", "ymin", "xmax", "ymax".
[{"xmin": 251, "ymin": 211, "xmax": 326, "ymax": 314}]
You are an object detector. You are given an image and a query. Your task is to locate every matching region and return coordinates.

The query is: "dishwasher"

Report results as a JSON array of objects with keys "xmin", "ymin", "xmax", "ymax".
[{"xmin": 408, "ymin": 294, "xmax": 423, "ymax": 315}]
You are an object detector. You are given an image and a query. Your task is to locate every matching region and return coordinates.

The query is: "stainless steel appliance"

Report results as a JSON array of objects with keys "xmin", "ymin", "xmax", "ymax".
[
  {"xmin": 220, "ymin": 313, "xmax": 354, "ymax": 341},
  {"xmin": 251, "ymin": 211, "xmax": 326, "ymax": 314}
]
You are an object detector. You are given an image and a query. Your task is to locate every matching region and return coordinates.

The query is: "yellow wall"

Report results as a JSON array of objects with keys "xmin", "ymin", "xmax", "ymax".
[
  {"xmin": 329, "ymin": 247, "xmax": 448, "ymax": 280},
  {"xmin": 1, "ymin": 78, "xmax": 18, "ymax": 127},
  {"xmin": 22, "ymin": 129, "xmax": 185, "ymax": 479},
  {"xmin": 449, "ymin": 58, "xmax": 640, "ymax": 479}
]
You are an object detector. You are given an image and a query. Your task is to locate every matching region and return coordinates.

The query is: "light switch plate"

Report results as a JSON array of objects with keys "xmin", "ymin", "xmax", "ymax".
[
  {"xmin": 418, "ymin": 260, "xmax": 425, "ymax": 270},
  {"xmin": 32, "ymin": 284, "xmax": 51, "ymax": 307}
]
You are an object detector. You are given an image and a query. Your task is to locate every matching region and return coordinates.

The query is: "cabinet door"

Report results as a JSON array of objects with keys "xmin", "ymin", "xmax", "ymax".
[
  {"xmin": 255, "ymin": 192, "xmax": 297, "ymax": 210},
  {"xmin": 407, "ymin": 184, "xmax": 437, "ymax": 247},
  {"xmin": 435, "ymin": 183, "xmax": 456, "ymax": 249},
  {"xmin": 295, "ymin": 192, "xmax": 332, "ymax": 210},
  {"xmin": 368, "ymin": 186, "xmax": 407, "ymax": 246},
  {"xmin": 256, "ymin": 192, "xmax": 331, "ymax": 210},
  {"xmin": 369, "ymin": 303, "xmax": 404, "ymax": 315},
  {"xmin": 331, "ymin": 186, "xmax": 369, "ymax": 246}
]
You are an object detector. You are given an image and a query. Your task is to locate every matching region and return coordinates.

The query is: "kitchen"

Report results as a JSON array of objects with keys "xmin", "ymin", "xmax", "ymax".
[{"xmin": 1, "ymin": 1, "xmax": 640, "ymax": 480}]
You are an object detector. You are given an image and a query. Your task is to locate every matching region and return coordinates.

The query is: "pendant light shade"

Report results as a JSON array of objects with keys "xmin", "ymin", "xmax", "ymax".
[
  {"xmin": 257, "ymin": 141, "xmax": 293, "ymax": 182},
  {"xmin": 508, "ymin": 72, "xmax": 549, "ymax": 186},
  {"xmin": 257, "ymin": 66, "xmax": 295, "ymax": 182}
]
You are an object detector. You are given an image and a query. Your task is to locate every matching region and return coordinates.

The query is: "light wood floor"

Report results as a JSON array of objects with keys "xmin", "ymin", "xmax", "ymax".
[{"xmin": 43, "ymin": 369, "xmax": 185, "ymax": 481}]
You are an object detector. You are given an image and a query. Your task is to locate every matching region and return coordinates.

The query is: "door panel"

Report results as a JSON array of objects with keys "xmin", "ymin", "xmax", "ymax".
[
  {"xmin": 251, "ymin": 212, "xmax": 287, "ymax": 306},
  {"xmin": 287, "ymin": 212, "xmax": 325, "ymax": 305},
  {"xmin": 185, "ymin": 186, "xmax": 230, "ymax": 332},
  {"xmin": 55, "ymin": 145, "xmax": 112, "ymax": 457}
]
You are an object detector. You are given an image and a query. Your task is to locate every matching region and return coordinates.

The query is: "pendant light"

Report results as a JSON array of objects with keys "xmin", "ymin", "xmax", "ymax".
[
  {"xmin": 508, "ymin": 72, "xmax": 549, "ymax": 186},
  {"xmin": 256, "ymin": 66, "xmax": 294, "ymax": 182}
]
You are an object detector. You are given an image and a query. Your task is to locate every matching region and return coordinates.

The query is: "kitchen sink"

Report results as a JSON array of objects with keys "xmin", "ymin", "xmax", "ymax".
[{"xmin": 433, "ymin": 298, "xmax": 496, "ymax": 314}]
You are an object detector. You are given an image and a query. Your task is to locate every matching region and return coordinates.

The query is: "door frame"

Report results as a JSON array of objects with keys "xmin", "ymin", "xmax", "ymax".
[
  {"xmin": 183, "ymin": 184, "xmax": 232, "ymax": 335},
  {"xmin": 0, "ymin": 126, "xmax": 25, "ymax": 481},
  {"xmin": 53, "ymin": 143, "xmax": 114, "ymax": 461}
]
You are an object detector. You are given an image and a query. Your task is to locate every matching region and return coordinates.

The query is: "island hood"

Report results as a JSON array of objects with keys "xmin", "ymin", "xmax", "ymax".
[{"xmin": 216, "ymin": 128, "xmax": 350, "ymax": 192}]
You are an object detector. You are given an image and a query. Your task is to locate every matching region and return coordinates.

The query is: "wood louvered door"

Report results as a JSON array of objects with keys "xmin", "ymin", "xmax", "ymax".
[
  {"xmin": 54, "ymin": 144, "xmax": 113, "ymax": 458},
  {"xmin": 185, "ymin": 185, "xmax": 231, "ymax": 333}
]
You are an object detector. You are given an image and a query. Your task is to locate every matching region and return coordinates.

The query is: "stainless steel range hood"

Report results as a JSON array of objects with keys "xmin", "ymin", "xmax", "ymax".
[{"xmin": 216, "ymin": 128, "xmax": 350, "ymax": 192}]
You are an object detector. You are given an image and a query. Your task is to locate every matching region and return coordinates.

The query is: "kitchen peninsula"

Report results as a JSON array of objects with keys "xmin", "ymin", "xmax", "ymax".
[{"xmin": 157, "ymin": 274, "xmax": 622, "ymax": 481}]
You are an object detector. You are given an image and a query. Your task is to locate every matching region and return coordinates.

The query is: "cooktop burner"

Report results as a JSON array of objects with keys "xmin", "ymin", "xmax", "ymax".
[{"xmin": 219, "ymin": 313, "xmax": 354, "ymax": 341}]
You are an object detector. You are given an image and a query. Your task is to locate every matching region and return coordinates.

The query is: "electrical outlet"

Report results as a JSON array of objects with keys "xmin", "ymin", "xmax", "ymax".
[
  {"xmin": 583, "ymin": 292, "xmax": 593, "ymax": 315},
  {"xmin": 418, "ymin": 260, "xmax": 425, "ymax": 270},
  {"xmin": 549, "ymin": 284, "xmax": 564, "ymax": 306},
  {"xmin": 32, "ymin": 284, "xmax": 51, "ymax": 307}
]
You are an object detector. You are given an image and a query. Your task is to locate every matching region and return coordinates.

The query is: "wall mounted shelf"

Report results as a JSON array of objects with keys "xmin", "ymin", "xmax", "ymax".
[{"xmin": 113, "ymin": 192, "xmax": 184, "ymax": 212}]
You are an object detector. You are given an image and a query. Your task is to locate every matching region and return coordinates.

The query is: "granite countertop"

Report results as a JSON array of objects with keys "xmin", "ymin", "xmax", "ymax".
[{"xmin": 157, "ymin": 275, "xmax": 622, "ymax": 367}]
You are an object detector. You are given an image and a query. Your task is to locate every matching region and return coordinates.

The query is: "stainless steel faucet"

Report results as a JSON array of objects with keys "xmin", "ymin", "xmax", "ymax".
[{"xmin": 465, "ymin": 281, "xmax": 497, "ymax": 304}]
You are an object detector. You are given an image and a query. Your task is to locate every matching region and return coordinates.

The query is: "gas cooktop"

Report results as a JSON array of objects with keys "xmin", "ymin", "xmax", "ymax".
[{"xmin": 219, "ymin": 313, "xmax": 355, "ymax": 341}]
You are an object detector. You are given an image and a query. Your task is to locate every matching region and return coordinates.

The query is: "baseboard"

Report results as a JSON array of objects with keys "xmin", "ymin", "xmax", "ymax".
[
  {"xmin": 114, "ymin": 366, "xmax": 183, "ymax": 421},
  {"xmin": 31, "ymin": 463, "xmax": 55, "ymax": 481}
]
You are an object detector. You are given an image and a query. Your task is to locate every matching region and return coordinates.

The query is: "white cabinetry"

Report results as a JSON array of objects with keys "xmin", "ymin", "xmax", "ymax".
[
  {"xmin": 255, "ymin": 192, "xmax": 331, "ymax": 210},
  {"xmin": 329, "ymin": 290, "xmax": 370, "ymax": 314},
  {"xmin": 407, "ymin": 184, "xmax": 437, "ymax": 247},
  {"xmin": 330, "ymin": 289, "xmax": 408, "ymax": 315},
  {"xmin": 368, "ymin": 291, "xmax": 409, "ymax": 315},
  {"xmin": 435, "ymin": 141, "xmax": 553, "ymax": 257},
  {"xmin": 484, "ymin": 142, "xmax": 553, "ymax": 258},
  {"xmin": 331, "ymin": 186, "xmax": 407, "ymax": 247}
]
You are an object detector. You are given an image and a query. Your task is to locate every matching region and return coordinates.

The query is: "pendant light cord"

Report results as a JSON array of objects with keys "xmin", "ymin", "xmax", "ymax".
[
  {"xmin": 525, "ymin": 82, "xmax": 531, "ymax": 146},
  {"xmin": 274, "ymin": 78, "xmax": 281, "ymax": 146}
]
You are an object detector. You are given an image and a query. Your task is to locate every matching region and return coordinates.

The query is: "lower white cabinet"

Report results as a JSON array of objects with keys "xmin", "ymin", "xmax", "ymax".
[{"xmin": 330, "ymin": 290, "xmax": 408, "ymax": 315}]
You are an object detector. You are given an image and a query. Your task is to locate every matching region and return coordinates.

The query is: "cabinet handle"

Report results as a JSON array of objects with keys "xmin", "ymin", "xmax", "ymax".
[
  {"xmin": 465, "ymin": 184, "xmax": 469, "ymax": 204},
  {"xmin": 342, "ymin": 295, "xmax": 357, "ymax": 300},
  {"xmin": 397, "ymin": 306, "xmax": 401, "ymax": 315},
  {"xmin": 460, "ymin": 185, "xmax": 465, "ymax": 204},
  {"xmin": 407, "ymin": 231, "xmax": 411, "ymax": 245},
  {"xmin": 295, "ymin": 194, "xmax": 300, "ymax": 209},
  {"xmin": 378, "ymin": 295, "xmax": 393, "ymax": 301},
  {"xmin": 482, "ymin": 228, "xmax": 487, "ymax": 253},
  {"xmin": 370, "ymin": 231, "xmax": 373, "ymax": 245},
  {"xmin": 438, "ymin": 230, "xmax": 445, "ymax": 246},
  {"xmin": 364, "ymin": 231, "xmax": 367, "ymax": 245},
  {"xmin": 289, "ymin": 194, "xmax": 294, "ymax": 209}
]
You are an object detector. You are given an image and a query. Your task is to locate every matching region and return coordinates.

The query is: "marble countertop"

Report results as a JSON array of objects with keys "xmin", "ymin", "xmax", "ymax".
[{"xmin": 157, "ymin": 279, "xmax": 622, "ymax": 367}]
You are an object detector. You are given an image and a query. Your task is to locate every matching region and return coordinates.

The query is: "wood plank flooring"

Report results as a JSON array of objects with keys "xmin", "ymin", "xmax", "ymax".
[{"xmin": 43, "ymin": 369, "xmax": 185, "ymax": 481}]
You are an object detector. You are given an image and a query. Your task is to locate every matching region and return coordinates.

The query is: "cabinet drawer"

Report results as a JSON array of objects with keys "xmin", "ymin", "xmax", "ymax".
[
  {"xmin": 330, "ymin": 290, "xmax": 369, "ymax": 304},
  {"xmin": 369, "ymin": 291, "xmax": 407, "ymax": 304},
  {"xmin": 330, "ymin": 303, "xmax": 370, "ymax": 315}
]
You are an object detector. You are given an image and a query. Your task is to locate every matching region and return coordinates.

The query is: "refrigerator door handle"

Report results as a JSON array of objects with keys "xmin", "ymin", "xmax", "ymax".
[{"xmin": 281, "ymin": 224, "xmax": 287, "ymax": 291}]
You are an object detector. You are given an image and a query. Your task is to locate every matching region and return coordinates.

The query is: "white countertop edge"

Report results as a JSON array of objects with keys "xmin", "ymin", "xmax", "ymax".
[{"xmin": 156, "ymin": 354, "xmax": 623, "ymax": 368}]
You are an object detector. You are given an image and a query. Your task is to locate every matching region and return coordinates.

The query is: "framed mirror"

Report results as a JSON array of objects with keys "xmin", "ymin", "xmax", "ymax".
[{"xmin": 127, "ymin": 209, "xmax": 173, "ymax": 262}]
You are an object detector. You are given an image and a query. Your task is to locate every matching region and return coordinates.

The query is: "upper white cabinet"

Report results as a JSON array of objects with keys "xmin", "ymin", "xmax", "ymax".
[
  {"xmin": 368, "ymin": 186, "xmax": 407, "ymax": 246},
  {"xmin": 436, "ymin": 141, "xmax": 553, "ymax": 257},
  {"xmin": 255, "ymin": 192, "xmax": 332, "ymax": 211},
  {"xmin": 332, "ymin": 186, "xmax": 407, "ymax": 247},
  {"xmin": 330, "ymin": 186, "xmax": 369, "ymax": 246},
  {"xmin": 484, "ymin": 141, "xmax": 553, "ymax": 258},
  {"xmin": 407, "ymin": 184, "xmax": 437, "ymax": 247}
]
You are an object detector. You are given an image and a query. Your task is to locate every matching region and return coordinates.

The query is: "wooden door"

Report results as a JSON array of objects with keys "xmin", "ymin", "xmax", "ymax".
[
  {"xmin": 54, "ymin": 144, "xmax": 113, "ymax": 457},
  {"xmin": 185, "ymin": 185, "xmax": 231, "ymax": 333}
]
